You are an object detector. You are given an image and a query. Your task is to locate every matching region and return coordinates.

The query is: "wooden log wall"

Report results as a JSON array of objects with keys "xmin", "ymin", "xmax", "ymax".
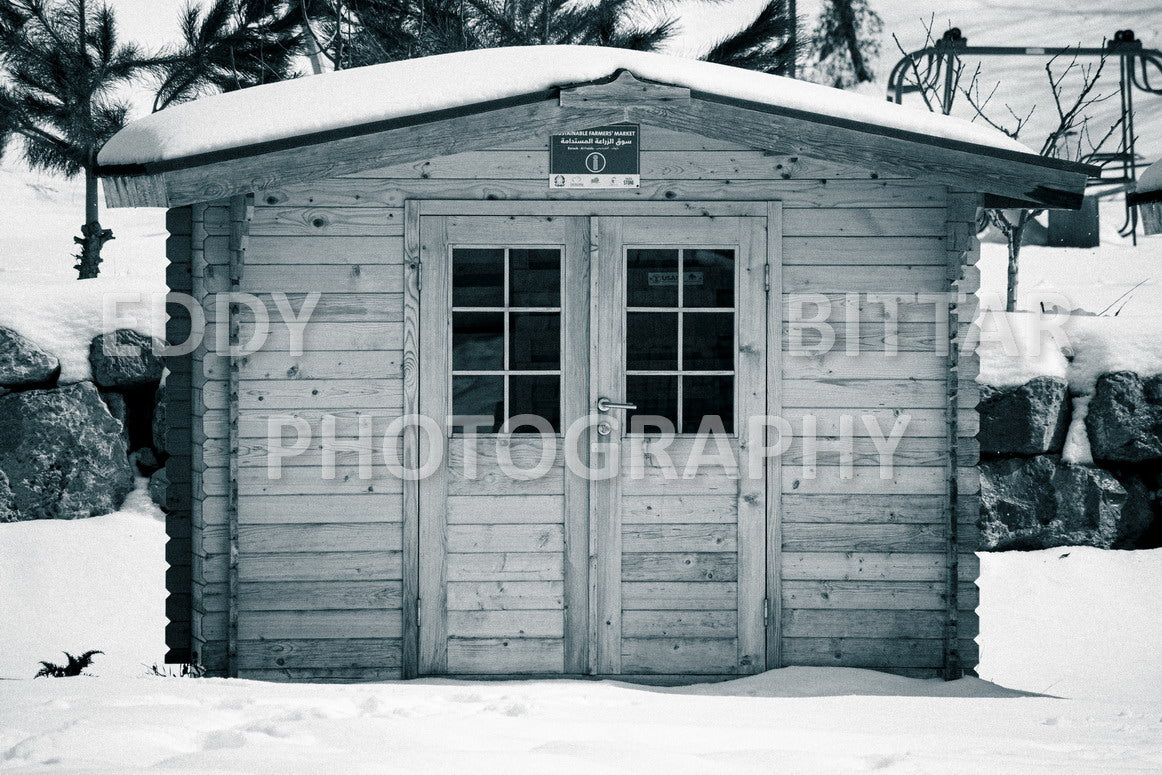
[
  {"xmin": 175, "ymin": 125, "xmax": 982, "ymax": 679},
  {"xmin": 163, "ymin": 206, "xmax": 194, "ymax": 662},
  {"xmin": 189, "ymin": 199, "xmax": 227, "ymax": 673},
  {"xmin": 948, "ymin": 191, "xmax": 984, "ymax": 676}
]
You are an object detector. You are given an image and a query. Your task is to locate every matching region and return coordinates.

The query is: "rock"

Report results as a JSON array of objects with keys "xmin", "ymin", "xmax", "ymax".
[
  {"xmin": 0, "ymin": 382, "xmax": 134, "ymax": 520},
  {"xmin": 148, "ymin": 466, "xmax": 169, "ymax": 510},
  {"xmin": 979, "ymin": 456, "xmax": 1056, "ymax": 546},
  {"xmin": 130, "ymin": 447, "xmax": 161, "ymax": 476},
  {"xmin": 0, "ymin": 471, "xmax": 17, "ymax": 523},
  {"xmin": 0, "ymin": 326, "xmax": 59, "ymax": 388},
  {"xmin": 1127, "ymin": 471, "xmax": 1162, "ymax": 549},
  {"xmin": 1086, "ymin": 372, "xmax": 1162, "ymax": 463},
  {"xmin": 101, "ymin": 390, "xmax": 128, "ymax": 427},
  {"xmin": 979, "ymin": 455, "xmax": 1142, "ymax": 549},
  {"xmin": 152, "ymin": 383, "xmax": 168, "ymax": 455},
  {"xmin": 978, "ymin": 377, "xmax": 1070, "ymax": 455},
  {"xmin": 1114, "ymin": 473, "xmax": 1158, "ymax": 548},
  {"xmin": 89, "ymin": 329, "xmax": 164, "ymax": 389}
]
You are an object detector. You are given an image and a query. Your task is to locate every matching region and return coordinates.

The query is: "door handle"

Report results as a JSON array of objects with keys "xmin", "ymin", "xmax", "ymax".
[{"xmin": 597, "ymin": 397, "xmax": 637, "ymax": 412}]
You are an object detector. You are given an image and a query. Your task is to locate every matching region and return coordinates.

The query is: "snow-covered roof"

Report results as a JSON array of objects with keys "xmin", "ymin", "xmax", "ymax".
[{"xmin": 99, "ymin": 45, "xmax": 1032, "ymax": 167}]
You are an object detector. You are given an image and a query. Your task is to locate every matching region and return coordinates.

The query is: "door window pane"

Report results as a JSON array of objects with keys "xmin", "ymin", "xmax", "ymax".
[
  {"xmin": 452, "ymin": 375, "xmax": 503, "ymax": 433},
  {"xmin": 626, "ymin": 375, "xmax": 678, "ymax": 432},
  {"xmin": 623, "ymin": 242, "xmax": 737, "ymax": 434},
  {"xmin": 627, "ymin": 249, "xmax": 679, "ymax": 307},
  {"xmin": 626, "ymin": 312, "xmax": 677, "ymax": 370},
  {"xmin": 452, "ymin": 248, "xmax": 504, "ymax": 307},
  {"xmin": 508, "ymin": 375, "xmax": 561, "ymax": 432},
  {"xmin": 683, "ymin": 249, "xmax": 734, "ymax": 308},
  {"xmin": 510, "ymin": 248, "xmax": 561, "ymax": 307},
  {"xmin": 683, "ymin": 313, "xmax": 733, "ymax": 371},
  {"xmin": 682, "ymin": 376, "xmax": 734, "ymax": 434},
  {"xmin": 451, "ymin": 246, "xmax": 563, "ymax": 433},
  {"xmin": 510, "ymin": 312, "xmax": 560, "ymax": 371},
  {"xmin": 453, "ymin": 312, "xmax": 504, "ymax": 370}
]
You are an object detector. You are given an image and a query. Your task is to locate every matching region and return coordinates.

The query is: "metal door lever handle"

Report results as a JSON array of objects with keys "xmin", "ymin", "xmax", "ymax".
[{"xmin": 597, "ymin": 397, "xmax": 637, "ymax": 412}]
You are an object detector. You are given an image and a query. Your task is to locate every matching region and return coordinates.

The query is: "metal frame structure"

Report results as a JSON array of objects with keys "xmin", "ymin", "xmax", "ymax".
[{"xmin": 888, "ymin": 28, "xmax": 1162, "ymax": 242}]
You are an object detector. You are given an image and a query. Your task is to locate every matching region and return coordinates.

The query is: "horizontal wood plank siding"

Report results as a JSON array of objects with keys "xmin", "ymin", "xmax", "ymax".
[
  {"xmin": 183, "ymin": 129, "xmax": 976, "ymax": 680},
  {"xmin": 208, "ymin": 196, "xmax": 407, "ymax": 680},
  {"xmin": 776, "ymin": 190, "xmax": 978, "ymax": 676}
]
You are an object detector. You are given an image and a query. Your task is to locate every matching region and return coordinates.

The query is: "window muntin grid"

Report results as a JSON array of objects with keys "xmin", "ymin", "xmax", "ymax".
[
  {"xmin": 624, "ymin": 246, "xmax": 736, "ymax": 434},
  {"xmin": 450, "ymin": 246, "xmax": 563, "ymax": 434}
]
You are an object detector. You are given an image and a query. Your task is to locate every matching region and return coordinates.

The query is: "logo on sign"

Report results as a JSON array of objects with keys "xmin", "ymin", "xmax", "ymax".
[{"xmin": 585, "ymin": 152, "xmax": 607, "ymax": 173}]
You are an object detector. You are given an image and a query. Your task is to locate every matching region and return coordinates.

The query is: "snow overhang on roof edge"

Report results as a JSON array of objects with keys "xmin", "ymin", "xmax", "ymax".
[{"xmin": 94, "ymin": 47, "xmax": 1098, "ymax": 209}]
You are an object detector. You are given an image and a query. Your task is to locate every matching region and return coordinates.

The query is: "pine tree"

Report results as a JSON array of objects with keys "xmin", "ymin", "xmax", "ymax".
[
  {"xmin": 0, "ymin": 0, "xmax": 149, "ymax": 278},
  {"xmin": 703, "ymin": 0, "xmax": 795, "ymax": 76},
  {"xmin": 299, "ymin": 0, "xmax": 794, "ymax": 75},
  {"xmin": 297, "ymin": 0, "xmax": 676, "ymax": 70},
  {"xmin": 810, "ymin": 0, "xmax": 882, "ymax": 88},
  {"xmin": 153, "ymin": 0, "xmax": 303, "ymax": 112}
]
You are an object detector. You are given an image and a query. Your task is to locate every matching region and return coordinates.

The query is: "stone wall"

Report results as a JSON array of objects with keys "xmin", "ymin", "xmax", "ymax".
[
  {"xmin": 0, "ymin": 326, "xmax": 167, "ymax": 521},
  {"xmin": 6, "ymin": 315, "xmax": 1161, "ymax": 556},
  {"xmin": 979, "ymin": 372, "xmax": 1162, "ymax": 550}
]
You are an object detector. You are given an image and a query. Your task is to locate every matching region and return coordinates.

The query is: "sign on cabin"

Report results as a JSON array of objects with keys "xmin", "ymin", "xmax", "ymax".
[{"xmin": 549, "ymin": 123, "xmax": 640, "ymax": 189}]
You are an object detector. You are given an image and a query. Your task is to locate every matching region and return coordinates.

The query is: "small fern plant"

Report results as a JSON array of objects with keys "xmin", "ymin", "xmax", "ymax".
[{"xmin": 34, "ymin": 650, "xmax": 103, "ymax": 678}]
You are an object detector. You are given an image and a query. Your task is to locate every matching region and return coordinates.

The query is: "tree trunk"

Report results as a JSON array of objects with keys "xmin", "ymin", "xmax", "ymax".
[
  {"xmin": 833, "ymin": 0, "xmax": 870, "ymax": 83},
  {"xmin": 303, "ymin": 25, "xmax": 326, "ymax": 74},
  {"xmin": 75, "ymin": 166, "xmax": 113, "ymax": 279},
  {"xmin": 786, "ymin": 0, "xmax": 797, "ymax": 78},
  {"xmin": 1005, "ymin": 222, "xmax": 1024, "ymax": 312}
]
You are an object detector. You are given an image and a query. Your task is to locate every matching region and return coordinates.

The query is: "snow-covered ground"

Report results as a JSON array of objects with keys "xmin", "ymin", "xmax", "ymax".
[
  {"xmin": 0, "ymin": 481, "xmax": 168, "ymax": 681},
  {"xmin": 3, "ymin": 505, "xmax": 1162, "ymax": 772},
  {"xmin": 5, "ymin": 666, "xmax": 1162, "ymax": 774}
]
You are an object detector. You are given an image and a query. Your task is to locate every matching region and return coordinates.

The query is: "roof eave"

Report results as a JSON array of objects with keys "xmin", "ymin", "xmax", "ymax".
[{"xmin": 98, "ymin": 78, "xmax": 1092, "ymax": 210}]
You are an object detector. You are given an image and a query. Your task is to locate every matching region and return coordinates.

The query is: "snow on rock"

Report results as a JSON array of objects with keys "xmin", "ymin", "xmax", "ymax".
[
  {"xmin": 975, "ymin": 311, "xmax": 1162, "ymax": 395},
  {"xmin": 0, "ymin": 276, "xmax": 164, "ymax": 383},
  {"xmin": 98, "ymin": 45, "xmax": 1032, "ymax": 167},
  {"xmin": 974, "ymin": 310, "xmax": 1069, "ymax": 388},
  {"xmin": 1062, "ymin": 395, "xmax": 1094, "ymax": 465},
  {"xmin": 1062, "ymin": 315, "xmax": 1162, "ymax": 395},
  {"xmin": 0, "ymin": 479, "xmax": 167, "ymax": 680}
]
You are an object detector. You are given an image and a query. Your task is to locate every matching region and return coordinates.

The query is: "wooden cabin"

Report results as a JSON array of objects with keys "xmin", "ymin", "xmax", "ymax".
[{"xmin": 98, "ymin": 46, "xmax": 1092, "ymax": 682}]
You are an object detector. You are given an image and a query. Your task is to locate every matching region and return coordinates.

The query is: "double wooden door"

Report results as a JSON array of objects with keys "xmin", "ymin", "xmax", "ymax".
[{"xmin": 415, "ymin": 204, "xmax": 770, "ymax": 678}]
